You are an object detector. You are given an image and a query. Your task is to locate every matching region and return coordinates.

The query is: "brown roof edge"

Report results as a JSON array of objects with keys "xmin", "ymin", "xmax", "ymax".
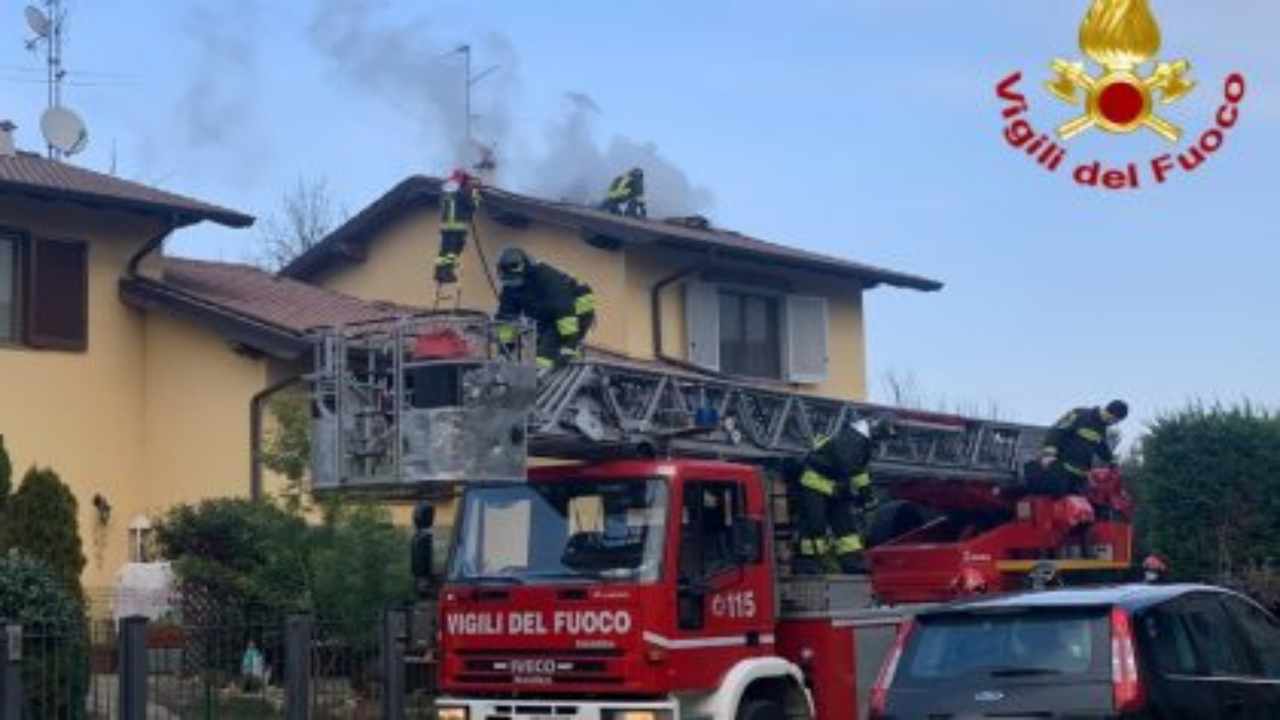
[
  {"xmin": 282, "ymin": 175, "xmax": 943, "ymax": 292},
  {"xmin": 280, "ymin": 175, "xmax": 441, "ymax": 279},
  {"xmin": 0, "ymin": 153, "xmax": 253, "ymax": 229},
  {"xmin": 119, "ymin": 276, "xmax": 308, "ymax": 359}
]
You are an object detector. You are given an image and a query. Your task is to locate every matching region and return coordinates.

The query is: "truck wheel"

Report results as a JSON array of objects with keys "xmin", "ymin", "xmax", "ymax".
[
  {"xmin": 867, "ymin": 500, "xmax": 927, "ymax": 548},
  {"xmin": 737, "ymin": 699, "xmax": 785, "ymax": 720}
]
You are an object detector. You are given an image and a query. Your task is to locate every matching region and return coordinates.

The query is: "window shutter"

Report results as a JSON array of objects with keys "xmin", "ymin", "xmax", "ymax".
[
  {"xmin": 684, "ymin": 281, "xmax": 720, "ymax": 371},
  {"xmin": 26, "ymin": 238, "xmax": 88, "ymax": 351},
  {"xmin": 785, "ymin": 295, "xmax": 828, "ymax": 384}
]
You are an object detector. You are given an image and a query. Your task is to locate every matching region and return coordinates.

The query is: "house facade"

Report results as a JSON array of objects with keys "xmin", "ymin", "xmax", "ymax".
[
  {"xmin": 0, "ymin": 150, "xmax": 402, "ymax": 599},
  {"xmin": 284, "ymin": 177, "xmax": 942, "ymax": 402}
]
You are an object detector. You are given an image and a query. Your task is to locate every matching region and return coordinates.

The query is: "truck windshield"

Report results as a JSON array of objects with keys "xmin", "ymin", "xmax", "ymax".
[{"xmin": 448, "ymin": 479, "xmax": 668, "ymax": 584}]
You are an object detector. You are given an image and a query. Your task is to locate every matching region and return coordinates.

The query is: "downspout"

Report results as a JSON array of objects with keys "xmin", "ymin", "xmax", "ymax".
[
  {"xmin": 650, "ymin": 249, "xmax": 729, "ymax": 377},
  {"xmin": 250, "ymin": 374, "xmax": 303, "ymax": 501},
  {"xmin": 126, "ymin": 214, "xmax": 182, "ymax": 278}
]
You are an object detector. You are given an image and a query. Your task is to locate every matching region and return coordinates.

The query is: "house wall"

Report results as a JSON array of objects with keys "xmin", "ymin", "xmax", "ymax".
[
  {"xmin": 140, "ymin": 312, "xmax": 267, "ymax": 514},
  {"xmin": 0, "ymin": 196, "xmax": 276, "ymax": 605},
  {"xmin": 316, "ymin": 208, "xmax": 868, "ymax": 401},
  {"xmin": 0, "ymin": 197, "xmax": 157, "ymax": 592}
]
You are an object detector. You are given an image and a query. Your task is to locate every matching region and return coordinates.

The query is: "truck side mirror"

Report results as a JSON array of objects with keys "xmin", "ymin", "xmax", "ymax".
[{"xmin": 733, "ymin": 519, "xmax": 763, "ymax": 564}]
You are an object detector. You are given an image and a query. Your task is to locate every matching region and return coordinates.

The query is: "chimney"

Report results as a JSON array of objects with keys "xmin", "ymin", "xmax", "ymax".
[{"xmin": 0, "ymin": 120, "xmax": 16, "ymax": 157}]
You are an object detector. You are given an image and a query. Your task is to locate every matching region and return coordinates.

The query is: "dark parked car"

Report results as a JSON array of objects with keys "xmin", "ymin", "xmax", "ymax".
[{"xmin": 869, "ymin": 584, "xmax": 1280, "ymax": 719}]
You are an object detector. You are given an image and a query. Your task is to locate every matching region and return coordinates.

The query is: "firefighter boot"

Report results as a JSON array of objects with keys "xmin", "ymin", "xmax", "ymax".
[{"xmin": 434, "ymin": 263, "xmax": 458, "ymax": 285}]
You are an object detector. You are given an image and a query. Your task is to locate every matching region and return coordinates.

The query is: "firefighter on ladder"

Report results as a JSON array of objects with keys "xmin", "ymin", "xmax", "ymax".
[
  {"xmin": 1033, "ymin": 399, "xmax": 1128, "ymax": 497},
  {"xmin": 601, "ymin": 167, "xmax": 647, "ymax": 218},
  {"xmin": 494, "ymin": 247, "xmax": 595, "ymax": 374},
  {"xmin": 434, "ymin": 170, "xmax": 481, "ymax": 292},
  {"xmin": 792, "ymin": 418, "xmax": 891, "ymax": 575}
]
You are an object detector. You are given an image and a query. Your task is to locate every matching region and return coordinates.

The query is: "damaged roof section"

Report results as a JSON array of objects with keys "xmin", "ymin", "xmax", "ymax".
[
  {"xmin": 0, "ymin": 151, "xmax": 253, "ymax": 228},
  {"xmin": 121, "ymin": 258, "xmax": 412, "ymax": 358},
  {"xmin": 281, "ymin": 176, "xmax": 943, "ymax": 292}
]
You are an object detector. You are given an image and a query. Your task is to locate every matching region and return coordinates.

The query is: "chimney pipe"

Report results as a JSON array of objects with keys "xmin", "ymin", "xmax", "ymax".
[{"xmin": 0, "ymin": 121, "xmax": 16, "ymax": 157}]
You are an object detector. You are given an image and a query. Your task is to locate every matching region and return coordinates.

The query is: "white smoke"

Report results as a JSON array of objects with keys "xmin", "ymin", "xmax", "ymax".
[{"xmin": 519, "ymin": 94, "xmax": 715, "ymax": 218}]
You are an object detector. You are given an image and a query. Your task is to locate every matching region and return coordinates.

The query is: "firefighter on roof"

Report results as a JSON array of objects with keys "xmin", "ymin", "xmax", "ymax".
[
  {"xmin": 434, "ymin": 170, "xmax": 481, "ymax": 286},
  {"xmin": 495, "ymin": 247, "xmax": 595, "ymax": 372},
  {"xmin": 792, "ymin": 418, "xmax": 891, "ymax": 575},
  {"xmin": 602, "ymin": 167, "xmax": 647, "ymax": 218},
  {"xmin": 1033, "ymin": 399, "xmax": 1128, "ymax": 497}
]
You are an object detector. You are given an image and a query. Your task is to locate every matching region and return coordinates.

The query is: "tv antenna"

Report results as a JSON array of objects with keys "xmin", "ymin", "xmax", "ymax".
[
  {"xmin": 22, "ymin": 0, "xmax": 89, "ymax": 160},
  {"xmin": 446, "ymin": 44, "xmax": 500, "ymax": 171}
]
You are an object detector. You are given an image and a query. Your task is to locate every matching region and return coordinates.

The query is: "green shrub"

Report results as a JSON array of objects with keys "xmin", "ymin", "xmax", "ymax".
[
  {"xmin": 0, "ymin": 553, "xmax": 89, "ymax": 720},
  {"xmin": 1135, "ymin": 402, "xmax": 1280, "ymax": 593},
  {"xmin": 1, "ymin": 466, "xmax": 87, "ymax": 604}
]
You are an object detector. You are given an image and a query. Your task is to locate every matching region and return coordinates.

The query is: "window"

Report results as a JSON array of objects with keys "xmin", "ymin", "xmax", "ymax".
[
  {"xmin": 1144, "ymin": 607, "xmax": 1199, "ymax": 676},
  {"xmin": 685, "ymin": 281, "xmax": 829, "ymax": 383},
  {"xmin": 0, "ymin": 230, "xmax": 87, "ymax": 351},
  {"xmin": 448, "ymin": 479, "xmax": 669, "ymax": 584},
  {"xmin": 678, "ymin": 481, "xmax": 747, "ymax": 581},
  {"xmin": 718, "ymin": 290, "xmax": 780, "ymax": 379},
  {"xmin": 1222, "ymin": 595, "xmax": 1280, "ymax": 679},
  {"xmin": 0, "ymin": 234, "xmax": 20, "ymax": 342},
  {"xmin": 1181, "ymin": 594, "xmax": 1253, "ymax": 677}
]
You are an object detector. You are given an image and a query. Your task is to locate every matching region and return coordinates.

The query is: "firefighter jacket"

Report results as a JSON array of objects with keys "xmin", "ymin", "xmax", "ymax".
[
  {"xmin": 1042, "ymin": 407, "xmax": 1113, "ymax": 477},
  {"xmin": 798, "ymin": 424, "xmax": 875, "ymax": 504},
  {"xmin": 440, "ymin": 187, "xmax": 479, "ymax": 232},
  {"xmin": 607, "ymin": 172, "xmax": 643, "ymax": 201},
  {"xmin": 496, "ymin": 263, "xmax": 594, "ymax": 339}
]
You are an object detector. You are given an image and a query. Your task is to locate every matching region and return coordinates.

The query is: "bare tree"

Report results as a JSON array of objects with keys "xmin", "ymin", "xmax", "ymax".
[
  {"xmin": 880, "ymin": 369, "xmax": 925, "ymax": 410},
  {"xmin": 255, "ymin": 176, "xmax": 344, "ymax": 271},
  {"xmin": 879, "ymin": 368, "xmax": 1005, "ymax": 420}
]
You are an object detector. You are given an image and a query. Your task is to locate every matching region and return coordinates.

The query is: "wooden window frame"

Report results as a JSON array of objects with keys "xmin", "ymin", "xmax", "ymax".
[
  {"xmin": 0, "ymin": 227, "xmax": 88, "ymax": 352},
  {"xmin": 716, "ymin": 285, "xmax": 784, "ymax": 381},
  {"xmin": 0, "ymin": 229, "xmax": 25, "ymax": 346}
]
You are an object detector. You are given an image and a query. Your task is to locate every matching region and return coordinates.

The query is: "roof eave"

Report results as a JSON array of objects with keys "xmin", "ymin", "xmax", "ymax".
[
  {"xmin": 0, "ymin": 180, "xmax": 254, "ymax": 228},
  {"xmin": 119, "ymin": 276, "xmax": 307, "ymax": 359}
]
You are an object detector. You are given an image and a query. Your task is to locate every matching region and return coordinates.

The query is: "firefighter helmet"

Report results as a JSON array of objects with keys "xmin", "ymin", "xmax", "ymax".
[{"xmin": 497, "ymin": 247, "xmax": 531, "ymax": 287}]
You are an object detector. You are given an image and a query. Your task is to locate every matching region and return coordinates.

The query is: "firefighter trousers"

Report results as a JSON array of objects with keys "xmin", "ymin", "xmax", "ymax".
[
  {"xmin": 435, "ymin": 230, "xmax": 467, "ymax": 284},
  {"xmin": 536, "ymin": 310, "xmax": 596, "ymax": 370},
  {"xmin": 794, "ymin": 484, "xmax": 866, "ymax": 574}
]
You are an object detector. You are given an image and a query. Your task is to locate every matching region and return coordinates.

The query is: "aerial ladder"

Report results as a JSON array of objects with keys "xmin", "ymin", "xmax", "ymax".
[{"xmin": 306, "ymin": 313, "xmax": 1134, "ymax": 602}]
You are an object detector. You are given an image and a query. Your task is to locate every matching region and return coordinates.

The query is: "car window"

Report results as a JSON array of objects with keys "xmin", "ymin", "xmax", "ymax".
[
  {"xmin": 1143, "ymin": 608, "xmax": 1199, "ymax": 676},
  {"xmin": 1182, "ymin": 595, "xmax": 1252, "ymax": 677},
  {"xmin": 897, "ymin": 609, "xmax": 1107, "ymax": 684},
  {"xmin": 1222, "ymin": 595, "xmax": 1280, "ymax": 680}
]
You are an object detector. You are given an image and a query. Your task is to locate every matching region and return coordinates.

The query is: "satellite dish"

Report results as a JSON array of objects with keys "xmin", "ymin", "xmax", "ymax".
[
  {"xmin": 41, "ymin": 107, "xmax": 89, "ymax": 156},
  {"xmin": 25, "ymin": 5, "xmax": 52, "ymax": 37}
]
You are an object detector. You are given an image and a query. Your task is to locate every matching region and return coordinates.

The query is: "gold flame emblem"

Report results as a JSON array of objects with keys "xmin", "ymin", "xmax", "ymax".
[{"xmin": 1047, "ymin": 0, "xmax": 1194, "ymax": 141}]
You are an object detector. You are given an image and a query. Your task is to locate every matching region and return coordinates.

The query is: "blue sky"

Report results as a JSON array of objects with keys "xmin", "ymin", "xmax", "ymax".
[{"xmin": 3, "ymin": 1, "xmax": 1276, "ymax": 436}]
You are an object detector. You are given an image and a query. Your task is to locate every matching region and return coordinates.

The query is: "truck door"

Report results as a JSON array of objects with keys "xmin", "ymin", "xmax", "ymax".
[{"xmin": 673, "ymin": 479, "xmax": 772, "ymax": 686}]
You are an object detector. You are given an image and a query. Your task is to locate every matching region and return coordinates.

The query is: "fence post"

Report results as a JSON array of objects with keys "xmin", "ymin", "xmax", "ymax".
[
  {"xmin": 285, "ymin": 613, "xmax": 313, "ymax": 720},
  {"xmin": 118, "ymin": 615, "xmax": 148, "ymax": 720},
  {"xmin": 1, "ymin": 622, "xmax": 21, "ymax": 720},
  {"xmin": 382, "ymin": 608, "xmax": 408, "ymax": 720}
]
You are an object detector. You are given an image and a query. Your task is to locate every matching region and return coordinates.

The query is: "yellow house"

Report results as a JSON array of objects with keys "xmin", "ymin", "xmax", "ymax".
[
  {"xmin": 280, "ymin": 177, "xmax": 942, "ymax": 531},
  {"xmin": 283, "ymin": 177, "xmax": 942, "ymax": 402},
  {"xmin": 0, "ymin": 149, "xmax": 404, "ymax": 602}
]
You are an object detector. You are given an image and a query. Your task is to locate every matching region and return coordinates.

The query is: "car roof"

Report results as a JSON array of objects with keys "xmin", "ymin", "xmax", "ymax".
[{"xmin": 920, "ymin": 584, "xmax": 1230, "ymax": 615}]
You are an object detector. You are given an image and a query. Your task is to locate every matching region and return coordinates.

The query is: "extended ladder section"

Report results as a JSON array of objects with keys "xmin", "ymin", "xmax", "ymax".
[
  {"xmin": 532, "ymin": 362, "xmax": 1046, "ymax": 486},
  {"xmin": 307, "ymin": 316, "xmax": 1046, "ymax": 490}
]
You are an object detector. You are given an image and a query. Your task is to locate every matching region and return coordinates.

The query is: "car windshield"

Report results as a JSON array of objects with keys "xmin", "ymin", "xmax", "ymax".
[
  {"xmin": 896, "ymin": 609, "xmax": 1108, "ymax": 685},
  {"xmin": 448, "ymin": 478, "xmax": 668, "ymax": 584}
]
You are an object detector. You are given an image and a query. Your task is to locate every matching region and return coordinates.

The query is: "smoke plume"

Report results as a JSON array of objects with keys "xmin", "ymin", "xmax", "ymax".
[
  {"xmin": 520, "ymin": 93, "xmax": 715, "ymax": 218},
  {"xmin": 169, "ymin": 0, "xmax": 270, "ymax": 182},
  {"xmin": 307, "ymin": 0, "xmax": 518, "ymax": 169},
  {"xmin": 305, "ymin": 2, "xmax": 711, "ymax": 218}
]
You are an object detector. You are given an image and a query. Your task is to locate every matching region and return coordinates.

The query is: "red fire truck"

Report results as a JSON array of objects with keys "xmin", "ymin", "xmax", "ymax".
[{"xmin": 307, "ymin": 316, "xmax": 1135, "ymax": 720}]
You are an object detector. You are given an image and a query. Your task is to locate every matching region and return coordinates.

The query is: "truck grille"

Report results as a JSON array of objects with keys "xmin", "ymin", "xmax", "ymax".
[{"xmin": 452, "ymin": 649, "xmax": 625, "ymax": 686}]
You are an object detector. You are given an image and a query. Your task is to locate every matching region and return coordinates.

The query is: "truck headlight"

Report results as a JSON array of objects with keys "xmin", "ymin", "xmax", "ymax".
[
  {"xmin": 437, "ymin": 706, "xmax": 469, "ymax": 720},
  {"xmin": 604, "ymin": 711, "xmax": 672, "ymax": 720}
]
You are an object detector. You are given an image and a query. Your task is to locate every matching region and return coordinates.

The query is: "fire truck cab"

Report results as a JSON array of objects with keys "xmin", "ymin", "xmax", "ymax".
[{"xmin": 429, "ymin": 460, "xmax": 903, "ymax": 720}]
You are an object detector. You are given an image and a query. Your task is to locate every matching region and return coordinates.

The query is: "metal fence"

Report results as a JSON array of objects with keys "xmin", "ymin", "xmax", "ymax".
[{"xmin": 0, "ymin": 610, "xmax": 436, "ymax": 720}]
